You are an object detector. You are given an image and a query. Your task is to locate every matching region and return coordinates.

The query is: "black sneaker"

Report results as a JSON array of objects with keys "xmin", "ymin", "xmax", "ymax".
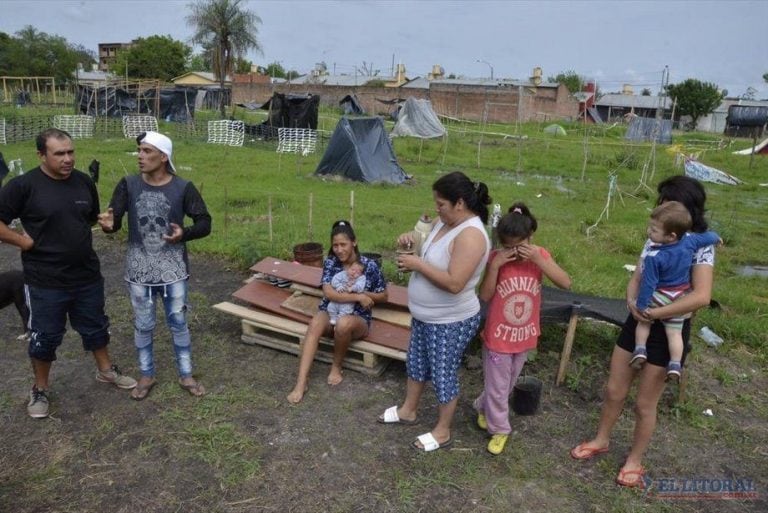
[{"xmin": 27, "ymin": 385, "xmax": 49, "ymax": 419}]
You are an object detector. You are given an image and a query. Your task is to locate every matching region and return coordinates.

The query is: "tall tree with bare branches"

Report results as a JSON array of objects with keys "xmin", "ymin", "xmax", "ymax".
[{"xmin": 186, "ymin": 0, "xmax": 262, "ymax": 117}]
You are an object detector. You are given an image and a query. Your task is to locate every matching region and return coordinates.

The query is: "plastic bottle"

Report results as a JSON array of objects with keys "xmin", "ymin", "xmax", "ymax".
[
  {"xmin": 490, "ymin": 204, "xmax": 502, "ymax": 228},
  {"xmin": 698, "ymin": 326, "xmax": 724, "ymax": 347}
]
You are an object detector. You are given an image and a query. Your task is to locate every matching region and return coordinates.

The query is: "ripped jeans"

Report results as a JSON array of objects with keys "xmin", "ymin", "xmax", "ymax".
[{"xmin": 128, "ymin": 280, "xmax": 193, "ymax": 379}]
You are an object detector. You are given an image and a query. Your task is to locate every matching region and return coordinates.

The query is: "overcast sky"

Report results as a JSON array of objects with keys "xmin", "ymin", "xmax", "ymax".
[{"xmin": 3, "ymin": 0, "xmax": 767, "ymax": 98}]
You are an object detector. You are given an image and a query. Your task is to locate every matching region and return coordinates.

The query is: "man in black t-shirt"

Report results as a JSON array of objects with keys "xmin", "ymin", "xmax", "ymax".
[{"xmin": 0, "ymin": 128, "xmax": 137, "ymax": 419}]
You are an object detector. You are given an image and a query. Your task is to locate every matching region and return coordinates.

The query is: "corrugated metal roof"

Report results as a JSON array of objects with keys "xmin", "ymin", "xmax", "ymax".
[
  {"xmin": 73, "ymin": 70, "xmax": 113, "ymax": 81},
  {"xmin": 596, "ymin": 93, "xmax": 672, "ymax": 109},
  {"xmin": 431, "ymin": 78, "xmax": 559, "ymax": 88},
  {"xmin": 401, "ymin": 77, "xmax": 430, "ymax": 89},
  {"xmin": 716, "ymin": 98, "xmax": 768, "ymax": 112},
  {"xmin": 293, "ymin": 74, "xmax": 401, "ymax": 86}
]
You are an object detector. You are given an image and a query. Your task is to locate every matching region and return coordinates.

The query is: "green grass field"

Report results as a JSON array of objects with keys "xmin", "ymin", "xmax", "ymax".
[
  {"xmin": 2, "ymin": 107, "xmax": 765, "ymax": 357},
  {"xmin": 2, "ymin": 106, "xmax": 767, "ymax": 512}
]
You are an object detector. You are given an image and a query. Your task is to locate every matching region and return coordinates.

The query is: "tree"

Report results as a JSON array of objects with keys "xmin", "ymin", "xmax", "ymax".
[
  {"xmin": 3, "ymin": 26, "xmax": 80, "ymax": 83},
  {"xmin": 547, "ymin": 70, "xmax": 583, "ymax": 93},
  {"xmin": 641, "ymin": 88, "xmax": 652, "ymax": 96},
  {"xmin": 0, "ymin": 32, "xmax": 14, "ymax": 76},
  {"xmin": 188, "ymin": 53, "xmax": 211, "ymax": 72},
  {"xmin": 763, "ymin": 72, "xmax": 768, "ymax": 84},
  {"xmin": 264, "ymin": 61, "xmax": 285, "ymax": 78},
  {"xmin": 665, "ymin": 78, "xmax": 724, "ymax": 129},
  {"xmin": 234, "ymin": 57, "xmax": 252, "ymax": 74},
  {"xmin": 111, "ymin": 35, "xmax": 190, "ymax": 82},
  {"xmin": 187, "ymin": 0, "xmax": 262, "ymax": 117},
  {"xmin": 71, "ymin": 44, "xmax": 97, "ymax": 70}
]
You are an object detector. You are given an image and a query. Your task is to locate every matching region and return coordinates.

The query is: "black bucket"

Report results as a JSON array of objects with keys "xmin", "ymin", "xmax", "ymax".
[
  {"xmin": 293, "ymin": 242, "xmax": 324, "ymax": 268},
  {"xmin": 361, "ymin": 252, "xmax": 382, "ymax": 268},
  {"xmin": 511, "ymin": 375, "xmax": 542, "ymax": 415}
]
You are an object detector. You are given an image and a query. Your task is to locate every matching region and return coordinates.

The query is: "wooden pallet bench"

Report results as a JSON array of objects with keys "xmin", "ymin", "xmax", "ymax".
[
  {"xmin": 213, "ymin": 301, "xmax": 403, "ymax": 375},
  {"xmin": 231, "ymin": 280, "xmax": 410, "ymax": 352},
  {"xmin": 214, "ymin": 259, "xmax": 411, "ymax": 376}
]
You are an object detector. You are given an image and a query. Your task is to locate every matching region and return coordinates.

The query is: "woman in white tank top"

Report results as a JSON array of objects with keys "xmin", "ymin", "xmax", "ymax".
[{"xmin": 378, "ymin": 171, "xmax": 491, "ymax": 452}]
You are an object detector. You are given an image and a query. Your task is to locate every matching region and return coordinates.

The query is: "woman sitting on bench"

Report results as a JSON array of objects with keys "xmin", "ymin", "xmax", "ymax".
[{"xmin": 287, "ymin": 220, "xmax": 387, "ymax": 403}]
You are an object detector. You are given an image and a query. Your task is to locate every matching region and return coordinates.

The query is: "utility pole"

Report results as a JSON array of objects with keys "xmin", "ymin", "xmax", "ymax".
[{"xmin": 656, "ymin": 65, "xmax": 669, "ymax": 122}]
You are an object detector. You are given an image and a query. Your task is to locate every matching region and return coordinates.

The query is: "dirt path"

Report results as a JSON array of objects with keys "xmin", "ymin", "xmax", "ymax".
[{"xmin": 1, "ymin": 234, "xmax": 765, "ymax": 512}]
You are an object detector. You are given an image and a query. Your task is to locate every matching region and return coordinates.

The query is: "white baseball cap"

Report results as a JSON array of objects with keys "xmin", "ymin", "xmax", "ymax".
[{"xmin": 138, "ymin": 131, "xmax": 176, "ymax": 173}]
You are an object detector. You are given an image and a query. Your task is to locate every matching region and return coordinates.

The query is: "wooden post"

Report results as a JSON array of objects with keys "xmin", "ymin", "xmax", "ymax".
[
  {"xmin": 268, "ymin": 195, "xmax": 273, "ymax": 243},
  {"xmin": 349, "ymin": 190, "xmax": 355, "ymax": 227},
  {"xmin": 441, "ymin": 134, "xmax": 448, "ymax": 166},
  {"xmin": 223, "ymin": 186, "xmax": 229, "ymax": 238},
  {"xmin": 556, "ymin": 309, "xmax": 580, "ymax": 386},
  {"xmin": 750, "ymin": 128, "xmax": 757, "ymax": 170},
  {"xmin": 308, "ymin": 192, "xmax": 314, "ymax": 241}
]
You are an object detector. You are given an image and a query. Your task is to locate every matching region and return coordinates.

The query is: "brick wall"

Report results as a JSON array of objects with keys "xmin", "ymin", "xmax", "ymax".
[{"xmin": 232, "ymin": 82, "xmax": 578, "ymax": 123}]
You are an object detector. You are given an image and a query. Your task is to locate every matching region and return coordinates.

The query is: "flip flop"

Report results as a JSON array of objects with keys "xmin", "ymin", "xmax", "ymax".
[
  {"xmin": 377, "ymin": 405, "xmax": 418, "ymax": 425},
  {"xmin": 616, "ymin": 466, "xmax": 646, "ymax": 488},
  {"xmin": 412, "ymin": 432, "xmax": 452, "ymax": 452},
  {"xmin": 131, "ymin": 380, "xmax": 156, "ymax": 401},
  {"xmin": 179, "ymin": 379, "xmax": 206, "ymax": 397},
  {"xmin": 570, "ymin": 441, "xmax": 609, "ymax": 460}
]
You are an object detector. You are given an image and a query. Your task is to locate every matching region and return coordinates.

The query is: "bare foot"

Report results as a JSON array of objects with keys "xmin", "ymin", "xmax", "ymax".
[
  {"xmin": 327, "ymin": 367, "xmax": 343, "ymax": 386},
  {"xmin": 287, "ymin": 385, "xmax": 308, "ymax": 404}
]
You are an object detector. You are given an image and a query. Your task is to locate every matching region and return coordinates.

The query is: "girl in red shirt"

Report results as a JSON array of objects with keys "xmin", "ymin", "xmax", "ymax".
[{"xmin": 473, "ymin": 203, "xmax": 571, "ymax": 455}]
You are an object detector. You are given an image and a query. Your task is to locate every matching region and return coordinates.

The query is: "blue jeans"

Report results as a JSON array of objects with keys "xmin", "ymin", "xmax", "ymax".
[
  {"xmin": 128, "ymin": 280, "xmax": 193, "ymax": 379},
  {"xmin": 26, "ymin": 279, "xmax": 110, "ymax": 362}
]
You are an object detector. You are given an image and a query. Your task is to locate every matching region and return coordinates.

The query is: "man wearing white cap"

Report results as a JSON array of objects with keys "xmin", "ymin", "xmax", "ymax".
[{"xmin": 98, "ymin": 131, "xmax": 211, "ymax": 400}]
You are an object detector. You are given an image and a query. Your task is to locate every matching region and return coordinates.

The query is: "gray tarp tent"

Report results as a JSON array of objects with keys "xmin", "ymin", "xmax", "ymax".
[
  {"xmin": 339, "ymin": 94, "xmax": 365, "ymax": 115},
  {"xmin": 391, "ymin": 97, "xmax": 446, "ymax": 138},
  {"xmin": 315, "ymin": 117, "xmax": 408, "ymax": 184}
]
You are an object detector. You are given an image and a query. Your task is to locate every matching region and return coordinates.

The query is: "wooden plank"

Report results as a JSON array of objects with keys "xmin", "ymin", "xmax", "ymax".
[
  {"xmin": 385, "ymin": 284, "xmax": 409, "ymax": 308},
  {"xmin": 240, "ymin": 322, "xmax": 390, "ymax": 376},
  {"xmin": 230, "ymin": 281, "xmax": 411, "ymax": 352},
  {"xmin": 240, "ymin": 318, "xmax": 404, "ymax": 363},
  {"xmin": 291, "ymin": 283, "xmax": 323, "ymax": 297},
  {"xmin": 213, "ymin": 302, "xmax": 408, "ymax": 360},
  {"xmin": 214, "ymin": 301, "xmax": 307, "ymax": 331},
  {"xmin": 232, "ymin": 280, "xmax": 312, "ymax": 323},
  {"xmin": 285, "ymin": 288, "xmax": 412, "ymax": 328},
  {"xmin": 251, "ymin": 258, "xmax": 321, "ymax": 287},
  {"xmin": 281, "ymin": 292, "xmax": 320, "ymax": 317},
  {"xmin": 370, "ymin": 306, "xmax": 411, "ymax": 328},
  {"xmin": 251, "ymin": 257, "xmax": 409, "ymax": 308}
]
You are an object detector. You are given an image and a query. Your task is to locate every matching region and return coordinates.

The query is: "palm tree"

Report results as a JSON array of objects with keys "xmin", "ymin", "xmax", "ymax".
[{"xmin": 186, "ymin": 0, "xmax": 262, "ymax": 117}]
